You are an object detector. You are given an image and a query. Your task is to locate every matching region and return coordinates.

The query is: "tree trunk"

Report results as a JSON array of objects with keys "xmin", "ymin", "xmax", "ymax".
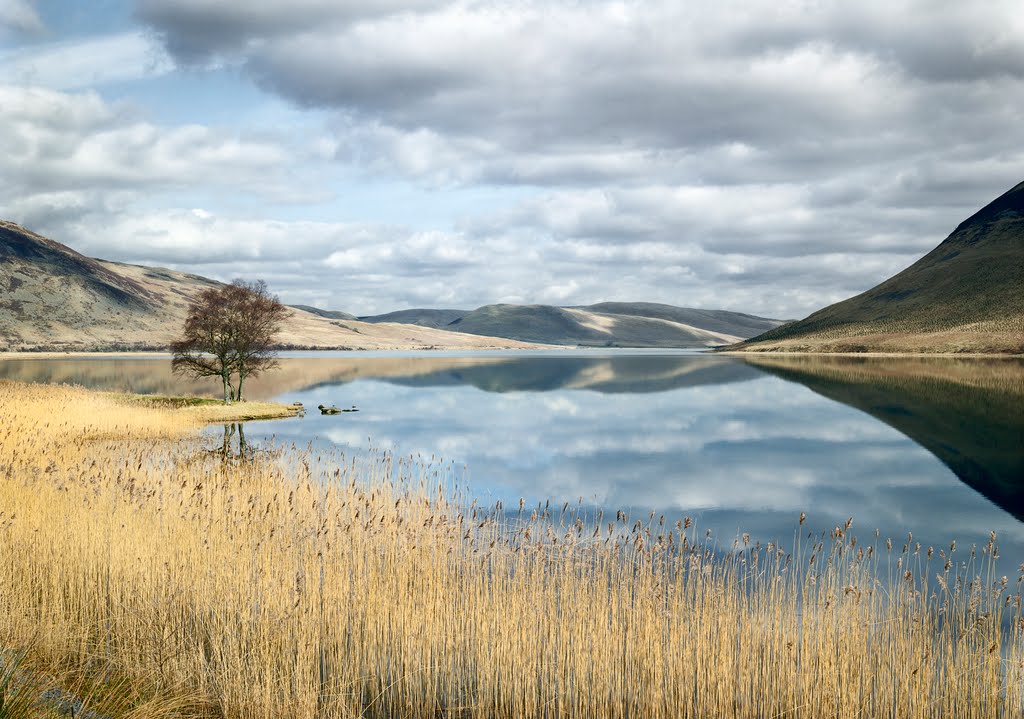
[
  {"xmin": 222, "ymin": 372, "xmax": 233, "ymax": 405},
  {"xmin": 237, "ymin": 372, "xmax": 245, "ymax": 403}
]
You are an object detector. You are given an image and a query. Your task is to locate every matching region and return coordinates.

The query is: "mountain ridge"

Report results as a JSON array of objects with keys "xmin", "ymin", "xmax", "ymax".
[{"xmin": 353, "ymin": 301, "xmax": 786, "ymax": 348}]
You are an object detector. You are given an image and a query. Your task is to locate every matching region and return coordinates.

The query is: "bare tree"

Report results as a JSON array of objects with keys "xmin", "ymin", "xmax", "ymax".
[
  {"xmin": 171, "ymin": 279, "xmax": 288, "ymax": 403},
  {"xmin": 226, "ymin": 280, "xmax": 289, "ymax": 401}
]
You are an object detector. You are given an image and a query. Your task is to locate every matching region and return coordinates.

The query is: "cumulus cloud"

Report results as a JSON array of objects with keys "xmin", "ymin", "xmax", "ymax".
[
  {"xmin": 137, "ymin": 0, "xmax": 1024, "ymax": 186},
  {"xmin": 0, "ymin": 85, "xmax": 324, "ymax": 230},
  {"xmin": 3, "ymin": 1, "xmax": 1022, "ymax": 319}
]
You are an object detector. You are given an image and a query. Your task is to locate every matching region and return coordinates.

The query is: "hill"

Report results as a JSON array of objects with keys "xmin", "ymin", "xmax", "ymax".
[
  {"xmin": 350, "ymin": 302, "xmax": 785, "ymax": 348},
  {"xmin": 444, "ymin": 303, "xmax": 784, "ymax": 347},
  {"xmin": 0, "ymin": 221, "xmax": 541, "ymax": 352},
  {"xmin": 578, "ymin": 302, "xmax": 786, "ymax": 338},
  {"xmin": 359, "ymin": 309, "xmax": 468, "ymax": 328},
  {"xmin": 288, "ymin": 304, "xmax": 357, "ymax": 321},
  {"xmin": 733, "ymin": 180, "xmax": 1024, "ymax": 354}
]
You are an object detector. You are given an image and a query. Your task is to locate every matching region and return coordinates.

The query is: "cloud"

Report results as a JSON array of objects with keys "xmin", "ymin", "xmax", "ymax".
[
  {"xmin": 133, "ymin": 2, "xmax": 1024, "ymax": 308},
  {"xmin": 135, "ymin": 0, "xmax": 447, "ymax": 63},
  {"xmin": 0, "ymin": 0, "xmax": 42, "ymax": 35},
  {"xmin": 4, "ymin": 1, "xmax": 1022, "ymax": 321},
  {"xmin": 0, "ymin": 85, "xmax": 318, "ymax": 219},
  {"xmin": 0, "ymin": 31, "xmax": 174, "ymax": 90},
  {"xmin": 137, "ymin": 1, "xmax": 1024, "ymax": 168}
]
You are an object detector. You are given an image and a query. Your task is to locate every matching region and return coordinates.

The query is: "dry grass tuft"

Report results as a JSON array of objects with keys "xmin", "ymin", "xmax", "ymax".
[{"xmin": 1, "ymin": 380, "xmax": 1022, "ymax": 717}]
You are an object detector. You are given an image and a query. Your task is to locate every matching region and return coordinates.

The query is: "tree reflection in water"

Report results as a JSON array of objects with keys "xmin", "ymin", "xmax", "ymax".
[{"xmin": 216, "ymin": 423, "xmax": 254, "ymax": 461}]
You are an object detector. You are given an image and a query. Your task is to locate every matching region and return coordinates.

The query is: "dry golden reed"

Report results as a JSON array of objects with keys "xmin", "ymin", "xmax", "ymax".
[{"xmin": 1, "ymin": 380, "xmax": 1022, "ymax": 718}]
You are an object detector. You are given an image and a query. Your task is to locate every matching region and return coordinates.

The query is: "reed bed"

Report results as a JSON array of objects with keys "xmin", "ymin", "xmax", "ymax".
[{"xmin": 1, "ymin": 380, "xmax": 1022, "ymax": 718}]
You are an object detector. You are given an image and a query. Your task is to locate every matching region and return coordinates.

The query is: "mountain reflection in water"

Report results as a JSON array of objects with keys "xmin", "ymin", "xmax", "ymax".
[
  {"xmin": 2, "ymin": 351, "xmax": 1022, "ymax": 565},
  {"xmin": 742, "ymin": 355, "xmax": 1024, "ymax": 519}
]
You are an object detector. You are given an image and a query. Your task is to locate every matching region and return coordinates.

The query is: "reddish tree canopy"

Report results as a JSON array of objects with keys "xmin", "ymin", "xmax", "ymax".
[{"xmin": 171, "ymin": 279, "xmax": 288, "ymax": 403}]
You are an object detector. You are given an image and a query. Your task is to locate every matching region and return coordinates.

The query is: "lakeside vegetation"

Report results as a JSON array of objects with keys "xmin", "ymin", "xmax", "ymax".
[{"xmin": 1, "ymin": 381, "xmax": 1023, "ymax": 718}]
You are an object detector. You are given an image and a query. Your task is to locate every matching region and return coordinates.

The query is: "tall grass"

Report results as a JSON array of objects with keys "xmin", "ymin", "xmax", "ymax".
[{"xmin": 1, "ymin": 380, "xmax": 1021, "ymax": 717}]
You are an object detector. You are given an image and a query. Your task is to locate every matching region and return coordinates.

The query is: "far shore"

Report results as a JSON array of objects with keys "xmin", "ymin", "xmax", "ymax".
[
  {"xmin": 0, "ymin": 347, "xmax": 543, "ymax": 360},
  {"xmin": 718, "ymin": 349, "xmax": 1024, "ymax": 358},
  {"xmin": 3, "ymin": 346, "xmax": 1023, "ymax": 360},
  {"xmin": 0, "ymin": 350, "xmax": 174, "ymax": 360}
]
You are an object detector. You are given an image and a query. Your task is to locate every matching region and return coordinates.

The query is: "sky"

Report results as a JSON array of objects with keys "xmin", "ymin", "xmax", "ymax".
[{"xmin": 1, "ymin": 0, "xmax": 1022, "ymax": 318}]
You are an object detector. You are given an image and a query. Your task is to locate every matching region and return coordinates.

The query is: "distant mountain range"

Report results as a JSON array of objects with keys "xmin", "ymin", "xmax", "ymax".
[
  {"xmin": 0, "ymin": 221, "xmax": 781, "ymax": 351},
  {"xmin": 734, "ymin": 180, "xmax": 1024, "ymax": 354},
  {"xmin": 358, "ymin": 309, "xmax": 467, "ymax": 328},
  {"xmin": 355, "ymin": 302, "xmax": 785, "ymax": 348}
]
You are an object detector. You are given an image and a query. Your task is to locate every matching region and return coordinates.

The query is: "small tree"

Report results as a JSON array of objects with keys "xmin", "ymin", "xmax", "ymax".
[{"xmin": 171, "ymin": 279, "xmax": 288, "ymax": 403}]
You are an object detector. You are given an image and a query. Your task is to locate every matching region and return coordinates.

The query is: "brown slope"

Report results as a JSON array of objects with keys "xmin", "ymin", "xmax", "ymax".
[
  {"xmin": 0, "ymin": 221, "xmax": 542, "ymax": 351},
  {"xmin": 733, "ymin": 180, "xmax": 1024, "ymax": 354}
]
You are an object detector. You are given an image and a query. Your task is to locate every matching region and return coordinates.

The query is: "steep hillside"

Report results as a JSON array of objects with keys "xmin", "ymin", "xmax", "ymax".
[
  {"xmin": 0, "ymin": 221, "xmax": 541, "ymax": 352},
  {"xmin": 445, "ymin": 303, "xmax": 780, "ymax": 347},
  {"xmin": 0, "ymin": 221, "xmax": 199, "ymax": 349},
  {"xmin": 734, "ymin": 181, "xmax": 1024, "ymax": 354}
]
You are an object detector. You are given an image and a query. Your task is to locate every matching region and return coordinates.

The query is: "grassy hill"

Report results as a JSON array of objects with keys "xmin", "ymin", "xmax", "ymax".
[
  {"xmin": 331, "ymin": 302, "xmax": 785, "ymax": 348},
  {"xmin": 0, "ymin": 221, "xmax": 541, "ymax": 352},
  {"xmin": 733, "ymin": 180, "xmax": 1024, "ymax": 354},
  {"xmin": 580, "ymin": 302, "xmax": 787, "ymax": 338},
  {"xmin": 424, "ymin": 303, "xmax": 785, "ymax": 348}
]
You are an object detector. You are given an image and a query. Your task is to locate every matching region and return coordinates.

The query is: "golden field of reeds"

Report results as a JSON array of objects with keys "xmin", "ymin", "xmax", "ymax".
[{"xmin": 1, "ymin": 380, "xmax": 1023, "ymax": 718}]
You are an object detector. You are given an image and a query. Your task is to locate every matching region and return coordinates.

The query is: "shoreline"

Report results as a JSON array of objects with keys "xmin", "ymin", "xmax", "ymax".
[
  {"xmin": 0, "ymin": 345, "xmax": 565, "ymax": 360},
  {"xmin": 109, "ymin": 392, "xmax": 304, "ymax": 422},
  {"xmin": 4, "ymin": 347, "xmax": 1021, "ymax": 361},
  {"xmin": 719, "ymin": 349, "xmax": 1024, "ymax": 358}
]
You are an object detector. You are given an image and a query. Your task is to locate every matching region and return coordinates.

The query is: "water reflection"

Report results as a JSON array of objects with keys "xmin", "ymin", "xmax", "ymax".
[
  {"xmin": 215, "ymin": 423, "xmax": 254, "ymax": 461},
  {"xmin": 382, "ymin": 354, "xmax": 762, "ymax": 393},
  {"xmin": 0, "ymin": 352, "xmax": 757, "ymax": 397},
  {"xmin": 743, "ymin": 355, "xmax": 1024, "ymax": 519},
  {"xmin": 2, "ymin": 352, "xmax": 1022, "ymax": 567},
  {"xmin": 230, "ymin": 353, "xmax": 1024, "ymax": 572}
]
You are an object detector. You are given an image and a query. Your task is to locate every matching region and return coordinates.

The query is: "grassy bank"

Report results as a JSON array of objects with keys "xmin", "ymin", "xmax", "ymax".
[
  {"xmin": 109, "ymin": 392, "xmax": 303, "ymax": 421},
  {"xmin": 724, "ymin": 323, "xmax": 1024, "ymax": 355},
  {"xmin": 0, "ymin": 381, "xmax": 1021, "ymax": 718}
]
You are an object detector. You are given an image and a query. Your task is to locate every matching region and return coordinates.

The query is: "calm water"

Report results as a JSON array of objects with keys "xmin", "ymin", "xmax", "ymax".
[{"xmin": 4, "ymin": 351, "xmax": 1023, "ymax": 566}]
